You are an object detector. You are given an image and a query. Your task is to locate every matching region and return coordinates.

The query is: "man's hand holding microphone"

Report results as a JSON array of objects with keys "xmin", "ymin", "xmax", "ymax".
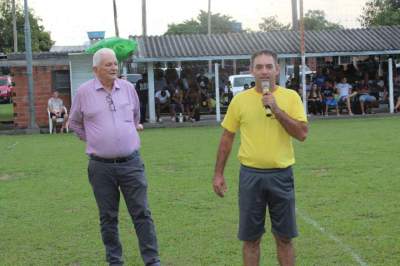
[{"xmin": 261, "ymin": 80, "xmax": 278, "ymax": 117}]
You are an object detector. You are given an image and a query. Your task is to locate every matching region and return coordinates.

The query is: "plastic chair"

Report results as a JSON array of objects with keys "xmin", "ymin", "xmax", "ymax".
[{"xmin": 48, "ymin": 107, "xmax": 69, "ymax": 134}]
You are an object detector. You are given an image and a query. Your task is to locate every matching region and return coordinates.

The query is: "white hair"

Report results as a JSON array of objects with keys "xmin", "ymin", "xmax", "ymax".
[{"xmin": 92, "ymin": 48, "xmax": 117, "ymax": 67}]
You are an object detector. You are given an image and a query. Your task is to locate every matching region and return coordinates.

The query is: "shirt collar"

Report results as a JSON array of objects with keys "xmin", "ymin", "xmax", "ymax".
[{"xmin": 94, "ymin": 78, "xmax": 121, "ymax": 92}]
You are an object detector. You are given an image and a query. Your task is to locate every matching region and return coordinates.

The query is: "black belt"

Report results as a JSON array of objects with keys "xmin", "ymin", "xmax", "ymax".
[{"xmin": 90, "ymin": 151, "xmax": 137, "ymax": 163}]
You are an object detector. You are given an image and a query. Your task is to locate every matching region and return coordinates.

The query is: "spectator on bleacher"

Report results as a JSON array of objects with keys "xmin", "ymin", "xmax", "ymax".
[
  {"xmin": 185, "ymin": 81, "xmax": 201, "ymax": 122},
  {"xmin": 196, "ymin": 68, "xmax": 209, "ymax": 90},
  {"xmin": 171, "ymin": 86, "xmax": 185, "ymax": 121},
  {"xmin": 179, "ymin": 71, "xmax": 190, "ymax": 92},
  {"xmin": 321, "ymin": 80, "xmax": 339, "ymax": 116},
  {"xmin": 155, "ymin": 87, "xmax": 172, "ymax": 122},
  {"xmin": 196, "ymin": 69, "xmax": 213, "ymax": 113},
  {"xmin": 154, "ymin": 68, "xmax": 167, "ymax": 92},
  {"xmin": 313, "ymin": 67, "xmax": 327, "ymax": 89},
  {"xmin": 376, "ymin": 77, "xmax": 387, "ymax": 102},
  {"xmin": 395, "ymin": 97, "xmax": 400, "ymax": 113},
  {"xmin": 336, "ymin": 77, "xmax": 354, "ymax": 115},
  {"xmin": 307, "ymin": 83, "xmax": 323, "ymax": 115},
  {"xmin": 135, "ymin": 74, "xmax": 148, "ymax": 123},
  {"xmin": 165, "ymin": 62, "xmax": 179, "ymax": 90},
  {"xmin": 357, "ymin": 82, "xmax": 377, "ymax": 115},
  {"xmin": 222, "ymin": 81, "xmax": 233, "ymax": 106}
]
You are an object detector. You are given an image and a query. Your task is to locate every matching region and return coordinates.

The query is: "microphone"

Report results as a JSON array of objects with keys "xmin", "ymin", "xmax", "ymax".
[{"xmin": 261, "ymin": 80, "xmax": 273, "ymax": 117}]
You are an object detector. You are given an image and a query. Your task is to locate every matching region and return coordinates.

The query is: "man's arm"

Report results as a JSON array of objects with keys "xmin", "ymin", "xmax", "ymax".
[
  {"xmin": 263, "ymin": 92, "xmax": 308, "ymax": 142},
  {"xmin": 273, "ymin": 109, "xmax": 308, "ymax": 141},
  {"xmin": 68, "ymin": 92, "xmax": 86, "ymax": 141},
  {"xmin": 213, "ymin": 129, "xmax": 235, "ymax": 197}
]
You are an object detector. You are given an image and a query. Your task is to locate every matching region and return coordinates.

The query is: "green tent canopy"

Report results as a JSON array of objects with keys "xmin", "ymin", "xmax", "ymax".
[{"xmin": 86, "ymin": 37, "xmax": 137, "ymax": 61}]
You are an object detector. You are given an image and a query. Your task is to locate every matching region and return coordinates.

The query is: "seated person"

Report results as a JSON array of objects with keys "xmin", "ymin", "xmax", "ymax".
[
  {"xmin": 184, "ymin": 85, "xmax": 201, "ymax": 122},
  {"xmin": 155, "ymin": 87, "xmax": 172, "ymax": 122},
  {"xmin": 336, "ymin": 77, "xmax": 356, "ymax": 115},
  {"xmin": 307, "ymin": 83, "xmax": 323, "ymax": 115},
  {"xmin": 48, "ymin": 91, "xmax": 68, "ymax": 133},
  {"xmin": 358, "ymin": 83, "xmax": 377, "ymax": 115},
  {"xmin": 171, "ymin": 86, "xmax": 185, "ymax": 121},
  {"xmin": 321, "ymin": 81, "xmax": 339, "ymax": 116},
  {"xmin": 222, "ymin": 81, "xmax": 233, "ymax": 106},
  {"xmin": 395, "ymin": 97, "xmax": 400, "ymax": 113}
]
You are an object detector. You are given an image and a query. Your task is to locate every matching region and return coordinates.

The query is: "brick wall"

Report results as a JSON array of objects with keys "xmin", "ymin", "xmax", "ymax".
[{"xmin": 11, "ymin": 65, "xmax": 70, "ymax": 128}]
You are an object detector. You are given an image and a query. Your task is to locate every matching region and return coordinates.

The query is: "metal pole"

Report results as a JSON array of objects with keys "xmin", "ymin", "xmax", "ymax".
[
  {"xmin": 299, "ymin": 0, "xmax": 307, "ymax": 114},
  {"xmin": 24, "ymin": 0, "xmax": 38, "ymax": 130},
  {"xmin": 388, "ymin": 58, "xmax": 394, "ymax": 113},
  {"xmin": 215, "ymin": 63, "xmax": 221, "ymax": 122},
  {"xmin": 113, "ymin": 0, "xmax": 119, "ymax": 37},
  {"xmin": 142, "ymin": 0, "xmax": 147, "ymax": 36},
  {"xmin": 291, "ymin": 0, "xmax": 299, "ymax": 30},
  {"xmin": 12, "ymin": 0, "xmax": 18, "ymax": 52},
  {"xmin": 208, "ymin": 0, "xmax": 212, "ymax": 75},
  {"xmin": 147, "ymin": 62, "xmax": 156, "ymax": 123}
]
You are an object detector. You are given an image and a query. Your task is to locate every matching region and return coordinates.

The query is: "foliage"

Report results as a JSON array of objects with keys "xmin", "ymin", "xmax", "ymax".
[
  {"xmin": 258, "ymin": 16, "xmax": 291, "ymax": 31},
  {"xmin": 0, "ymin": 0, "xmax": 53, "ymax": 53},
  {"xmin": 303, "ymin": 10, "xmax": 343, "ymax": 31},
  {"xmin": 165, "ymin": 10, "xmax": 242, "ymax": 35},
  {"xmin": 1, "ymin": 117, "xmax": 400, "ymax": 265},
  {"xmin": 359, "ymin": 0, "xmax": 400, "ymax": 27}
]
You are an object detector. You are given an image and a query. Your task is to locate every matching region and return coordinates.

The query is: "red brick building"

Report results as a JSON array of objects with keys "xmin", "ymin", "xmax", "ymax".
[{"xmin": 3, "ymin": 53, "xmax": 71, "ymax": 129}]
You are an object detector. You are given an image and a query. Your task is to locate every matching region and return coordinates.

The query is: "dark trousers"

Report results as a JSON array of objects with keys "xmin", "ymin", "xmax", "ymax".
[
  {"xmin": 88, "ymin": 151, "xmax": 160, "ymax": 266},
  {"xmin": 140, "ymin": 102, "xmax": 147, "ymax": 123}
]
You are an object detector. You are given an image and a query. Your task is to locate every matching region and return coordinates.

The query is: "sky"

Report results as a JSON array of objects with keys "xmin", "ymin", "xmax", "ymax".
[{"xmin": 26, "ymin": 0, "xmax": 369, "ymax": 46}]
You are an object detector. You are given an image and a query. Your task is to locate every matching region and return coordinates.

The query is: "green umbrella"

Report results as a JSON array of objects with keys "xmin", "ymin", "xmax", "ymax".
[{"xmin": 86, "ymin": 37, "xmax": 137, "ymax": 61}]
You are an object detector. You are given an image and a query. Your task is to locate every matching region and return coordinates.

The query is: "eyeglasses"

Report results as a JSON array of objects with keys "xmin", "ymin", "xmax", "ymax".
[{"xmin": 106, "ymin": 94, "xmax": 116, "ymax": 111}]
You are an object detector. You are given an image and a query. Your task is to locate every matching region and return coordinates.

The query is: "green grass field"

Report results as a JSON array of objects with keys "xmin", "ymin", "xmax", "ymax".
[
  {"xmin": 0, "ymin": 103, "xmax": 13, "ymax": 122},
  {"xmin": 1, "ymin": 117, "xmax": 399, "ymax": 265}
]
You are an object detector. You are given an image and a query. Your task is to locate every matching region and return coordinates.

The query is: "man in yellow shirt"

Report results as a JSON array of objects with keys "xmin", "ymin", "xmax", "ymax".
[{"xmin": 213, "ymin": 50, "xmax": 308, "ymax": 266}]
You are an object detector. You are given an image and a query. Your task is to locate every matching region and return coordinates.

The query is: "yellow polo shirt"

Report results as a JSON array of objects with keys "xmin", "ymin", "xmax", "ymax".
[{"xmin": 222, "ymin": 86, "xmax": 307, "ymax": 169}]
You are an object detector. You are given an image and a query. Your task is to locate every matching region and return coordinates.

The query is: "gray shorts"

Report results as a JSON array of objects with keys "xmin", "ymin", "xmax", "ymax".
[{"xmin": 238, "ymin": 165, "xmax": 298, "ymax": 241}]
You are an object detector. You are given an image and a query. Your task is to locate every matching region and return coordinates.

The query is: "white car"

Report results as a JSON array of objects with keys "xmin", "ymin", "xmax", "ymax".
[{"xmin": 228, "ymin": 74, "xmax": 255, "ymax": 95}]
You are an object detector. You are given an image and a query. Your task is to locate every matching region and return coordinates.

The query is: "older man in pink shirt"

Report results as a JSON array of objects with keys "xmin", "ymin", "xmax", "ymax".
[{"xmin": 69, "ymin": 48, "xmax": 160, "ymax": 266}]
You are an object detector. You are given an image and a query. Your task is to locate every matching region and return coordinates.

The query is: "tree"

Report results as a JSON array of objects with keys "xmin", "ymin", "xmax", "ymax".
[
  {"xmin": 359, "ymin": 0, "xmax": 400, "ymax": 27},
  {"xmin": 0, "ymin": 0, "xmax": 53, "ymax": 53},
  {"xmin": 165, "ymin": 10, "xmax": 242, "ymax": 35},
  {"xmin": 303, "ymin": 10, "xmax": 343, "ymax": 31},
  {"xmin": 258, "ymin": 16, "xmax": 290, "ymax": 31}
]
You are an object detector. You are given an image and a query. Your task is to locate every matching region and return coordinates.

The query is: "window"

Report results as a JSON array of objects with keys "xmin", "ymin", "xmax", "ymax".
[{"xmin": 52, "ymin": 70, "xmax": 70, "ymax": 93}]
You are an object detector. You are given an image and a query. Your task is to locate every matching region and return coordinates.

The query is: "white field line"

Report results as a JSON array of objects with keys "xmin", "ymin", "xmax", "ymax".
[{"xmin": 297, "ymin": 209, "xmax": 368, "ymax": 266}]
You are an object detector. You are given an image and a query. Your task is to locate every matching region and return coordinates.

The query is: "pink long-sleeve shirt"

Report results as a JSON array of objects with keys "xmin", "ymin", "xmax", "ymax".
[{"xmin": 69, "ymin": 78, "xmax": 141, "ymax": 158}]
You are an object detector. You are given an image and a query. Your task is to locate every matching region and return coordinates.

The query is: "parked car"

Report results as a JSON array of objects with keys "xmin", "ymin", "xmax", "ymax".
[
  {"xmin": 0, "ymin": 76, "xmax": 13, "ymax": 103},
  {"xmin": 126, "ymin": 73, "xmax": 142, "ymax": 87},
  {"xmin": 228, "ymin": 74, "xmax": 255, "ymax": 95},
  {"xmin": 285, "ymin": 65, "xmax": 315, "ymax": 81}
]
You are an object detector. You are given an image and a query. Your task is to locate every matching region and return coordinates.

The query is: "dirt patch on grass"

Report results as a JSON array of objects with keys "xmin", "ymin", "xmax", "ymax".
[
  {"xmin": 311, "ymin": 168, "xmax": 329, "ymax": 177},
  {"xmin": 0, "ymin": 174, "xmax": 15, "ymax": 181}
]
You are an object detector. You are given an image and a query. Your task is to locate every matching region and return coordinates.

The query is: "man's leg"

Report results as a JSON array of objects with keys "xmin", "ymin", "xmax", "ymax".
[
  {"xmin": 238, "ymin": 166, "xmax": 266, "ymax": 266},
  {"xmin": 51, "ymin": 116, "xmax": 57, "ymax": 133},
  {"xmin": 61, "ymin": 113, "xmax": 68, "ymax": 132},
  {"xmin": 88, "ymin": 160, "xmax": 123, "ymax": 266},
  {"xmin": 274, "ymin": 235, "xmax": 295, "ymax": 266},
  {"xmin": 118, "ymin": 153, "xmax": 160, "ymax": 266},
  {"xmin": 243, "ymin": 239, "xmax": 261, "ymax": 266},
  {"xmin": 360, "ymin": 100, "xmax": 366, "ymax": 115},
  {"xmin": 155, "ymin": 102, "xmax": 161, "ymax": 122},
  {"xmin": 346, "ymin": 97, "xmax": 353, "ymax": 115}
]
